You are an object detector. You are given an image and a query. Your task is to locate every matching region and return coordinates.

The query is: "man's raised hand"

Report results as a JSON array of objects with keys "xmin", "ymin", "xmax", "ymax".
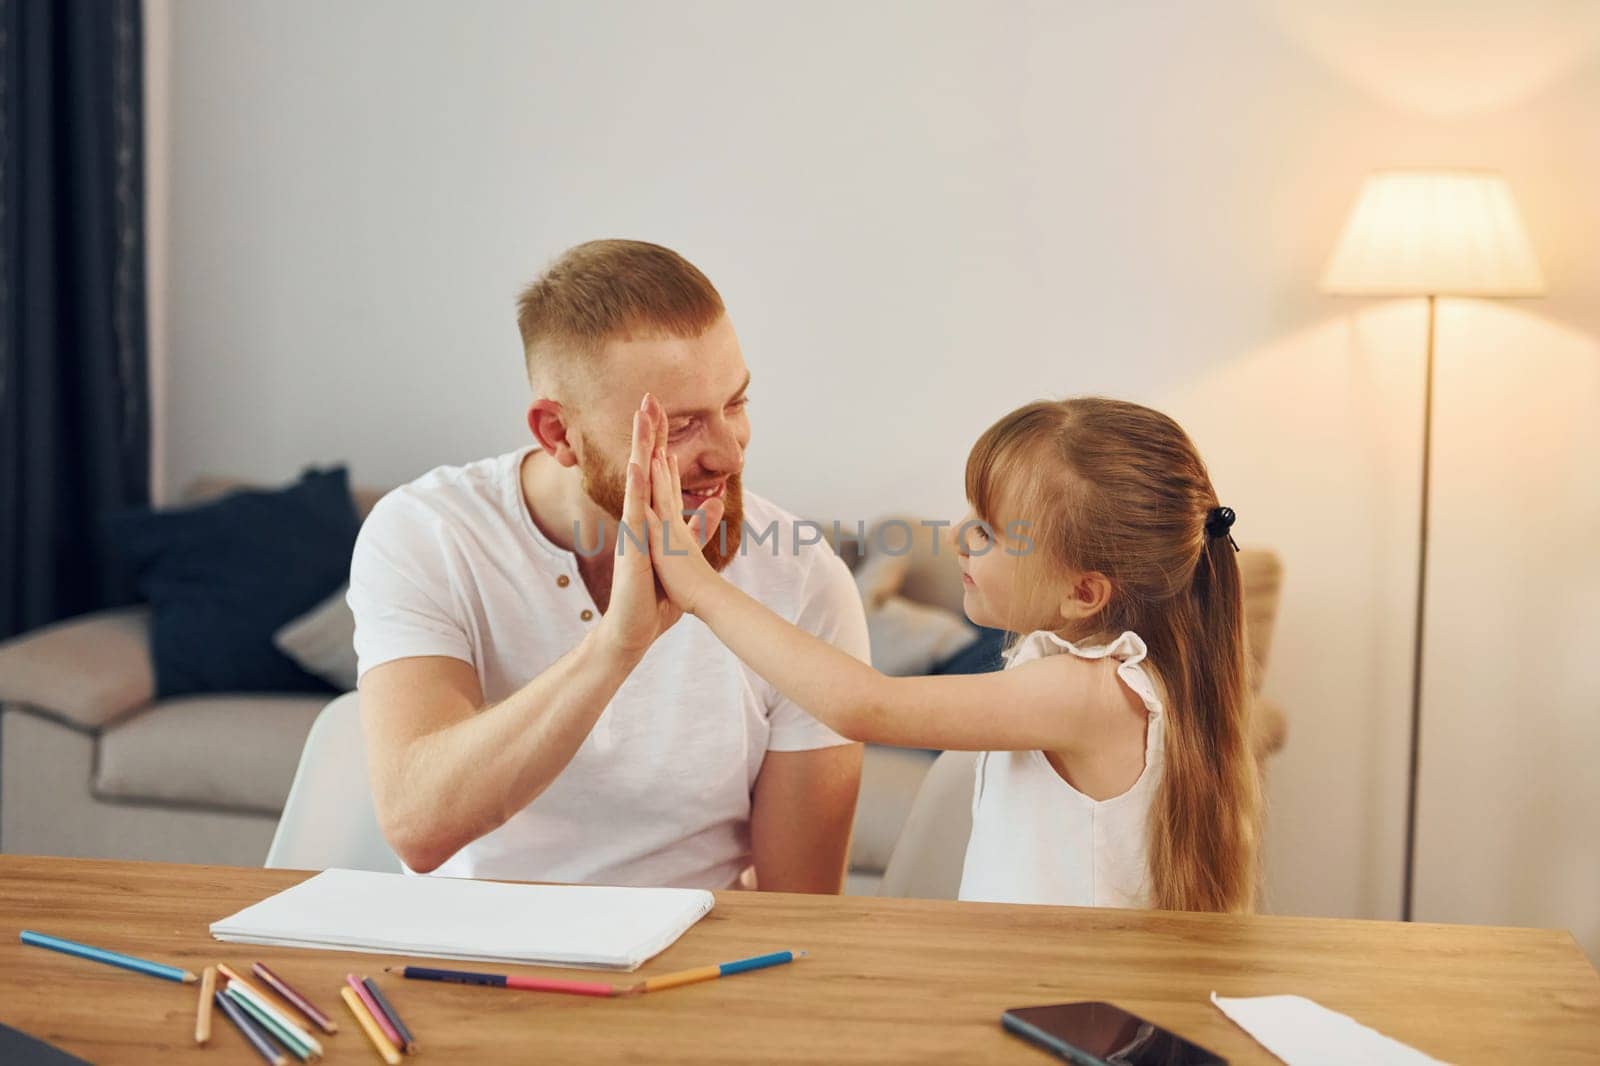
[
  {"xmin": 595, "ymin": 397, "xmax": 684, "ymax": 659},
  {"xmin": 641, "ymin": 394, "xmax": 724, "ymax": 616}
]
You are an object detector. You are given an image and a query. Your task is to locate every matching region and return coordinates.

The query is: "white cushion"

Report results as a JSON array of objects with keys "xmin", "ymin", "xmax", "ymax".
[
  {"xmin": 274, "ymin": 585, "xmax": 358, "ymax": 691},
  {"xmin": 866, "ymin": 596, "xmax": 978, "ymax": 677}
]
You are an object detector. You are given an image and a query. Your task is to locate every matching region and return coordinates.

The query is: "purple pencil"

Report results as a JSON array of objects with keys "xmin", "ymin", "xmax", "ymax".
[
  {"xmin": 252, "ymin": 961, "xmax": 338, "ymax": 1034},
  {"xmin": 215, "ymin": 989, "xmax": 288, "ymax": 1066}
]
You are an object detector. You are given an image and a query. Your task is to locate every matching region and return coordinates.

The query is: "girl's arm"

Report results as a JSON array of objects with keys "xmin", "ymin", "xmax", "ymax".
[
  {"xmin": 691, "ymin": 572, "xmax": 1128, "ymax": 752},
  {"xmin": 633, "ymin": 397, "xmax": 1130, "ymax": 753}
]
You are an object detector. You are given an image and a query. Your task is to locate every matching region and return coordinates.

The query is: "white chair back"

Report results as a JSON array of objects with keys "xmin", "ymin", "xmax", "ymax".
[
  {"xmin": 878, "ymin": 750, "xmax": 979, "ymax": 899},
  {"xmin": 265, "ymin": 691, "xmax": 402, "ymax": 873}
]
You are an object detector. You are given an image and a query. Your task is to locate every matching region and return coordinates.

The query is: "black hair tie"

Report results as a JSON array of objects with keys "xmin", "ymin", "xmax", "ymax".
[{"xmin": 1205, "ymin": 506, "xmax": 1240, "ymax": 552}]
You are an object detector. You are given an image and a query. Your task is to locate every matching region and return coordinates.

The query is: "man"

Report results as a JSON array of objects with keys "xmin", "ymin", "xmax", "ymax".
[{"xmin": 348, "ymin": 239, "xmax": 866, "ymax": 891}]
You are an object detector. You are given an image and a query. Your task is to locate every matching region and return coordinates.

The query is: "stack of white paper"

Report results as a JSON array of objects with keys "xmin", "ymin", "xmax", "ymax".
[
  {"xmin": 1211, "ymin": 992, "xmax": 1449, "ymax": 1065},
  {"xmin": 211, "ymin": 869, "xmax": 715, "ymax": 971}
]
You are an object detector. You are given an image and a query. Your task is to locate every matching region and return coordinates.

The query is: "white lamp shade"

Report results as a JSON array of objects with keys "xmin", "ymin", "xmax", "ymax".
[{"xmin": 1321, "ymin": 170, "xmax": 1544, "ymax": 296}]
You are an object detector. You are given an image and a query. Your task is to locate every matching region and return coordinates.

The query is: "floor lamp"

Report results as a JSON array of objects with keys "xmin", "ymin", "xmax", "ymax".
[{"xmin": 1321, "ymin": 170, "xmax": 1544, "ymax": 922}]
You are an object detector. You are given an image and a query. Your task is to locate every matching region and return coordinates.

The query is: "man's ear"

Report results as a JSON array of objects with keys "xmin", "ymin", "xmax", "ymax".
[
  {"xmin": 1059, "ymin": 570, "xmax": 1113, "ymax": 626},
  {"xmin": 527, "ymin": 399, "xmax": 579, "ymax": 468}
]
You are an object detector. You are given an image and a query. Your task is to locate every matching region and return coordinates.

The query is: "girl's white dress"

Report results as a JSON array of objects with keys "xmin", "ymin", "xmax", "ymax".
[{"xmin": 957, "ymin": 629, "xmax": 1165, "ymax": 908}]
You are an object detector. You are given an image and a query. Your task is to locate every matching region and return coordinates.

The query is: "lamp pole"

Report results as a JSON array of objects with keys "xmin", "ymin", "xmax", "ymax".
[{"xmin": 1400, "ymin": 293, "xmax": 1437, "ymax": 923}]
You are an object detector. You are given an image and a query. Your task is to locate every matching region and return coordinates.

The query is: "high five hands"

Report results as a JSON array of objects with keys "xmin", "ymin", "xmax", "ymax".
[
  {"xmin": 638, "ymin": 394, "xmax": 724, "ymax": 616},
  {"xmin": 604, "ymin": 394, "xmax": 726, "ymax": 658}
]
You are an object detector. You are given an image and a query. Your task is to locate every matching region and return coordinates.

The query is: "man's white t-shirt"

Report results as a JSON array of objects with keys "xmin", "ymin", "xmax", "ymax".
[{"xmin": 347, "ymin": 446, "xmax": 866, "ymax": 889}]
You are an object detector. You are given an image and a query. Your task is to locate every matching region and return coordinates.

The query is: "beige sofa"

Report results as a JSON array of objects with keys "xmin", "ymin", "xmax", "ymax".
[
  {"xmin": 0, "ymin": 489, "xmax": 1286, "ymax": 895},
  {"xmin": 0, "ymin": 478, "xmax": 386, "ymax": 869}
]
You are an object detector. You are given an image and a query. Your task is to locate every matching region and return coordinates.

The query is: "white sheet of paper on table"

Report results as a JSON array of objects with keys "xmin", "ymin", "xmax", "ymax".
[{"xmin": 1210, "ymin": 992, "xmax": 1451, "ymax": 1066}]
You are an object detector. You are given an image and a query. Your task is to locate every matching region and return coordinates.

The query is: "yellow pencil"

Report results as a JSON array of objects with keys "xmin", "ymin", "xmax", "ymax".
[
  {"xmin": 195, "ymin": 966, "xmax": 217, "ymax": 1044},
  {"xmin": 633, "ymin": 949, "xmax": 806, "ymax": 994},
  {"xmin": 341, "ymin": 985, "xmax": 403, "ymax": 1065}
]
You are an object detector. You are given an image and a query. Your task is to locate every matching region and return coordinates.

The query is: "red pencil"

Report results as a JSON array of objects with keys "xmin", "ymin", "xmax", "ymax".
[
  {"xmin": 506, "ymin": 973, "xmax": 622, "ymax": 997},
  {"xmin": 387, "ymin": 964, "xmax": 625, "ymax": 997},
  {"xmin": 251, "ymin": 962, "xmax": 338, "ymax": 1035}
]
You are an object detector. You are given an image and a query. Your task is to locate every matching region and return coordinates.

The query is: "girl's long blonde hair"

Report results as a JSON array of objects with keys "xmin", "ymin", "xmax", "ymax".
[{"xmin": 966, "ymin": 397, "xmax": 1261, "ymax": 913}]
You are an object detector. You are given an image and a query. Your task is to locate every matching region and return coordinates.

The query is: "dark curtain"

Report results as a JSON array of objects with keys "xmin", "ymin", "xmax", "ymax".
[{"xmin": 0, "ymin": 0, "xmax": 150, "ymax": 639}]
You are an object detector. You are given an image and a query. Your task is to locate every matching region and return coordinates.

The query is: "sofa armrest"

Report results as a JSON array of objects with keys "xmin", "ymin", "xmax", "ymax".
[
  {"xmin": 0, "ymin": 607, "xmax": 155, "ymax": 731},
  {"xmin": 1252, "ymin": 697, "xmax": 1288, "ymax": 761}
]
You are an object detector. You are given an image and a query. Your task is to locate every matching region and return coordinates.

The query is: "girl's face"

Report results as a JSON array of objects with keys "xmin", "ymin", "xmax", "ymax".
[
  {"xmin": 954, "ymin": 511, "xmax": 1035, "ymax": 632},
  {"xmin": 956, "ymin": 506, "xmax": 1107, "ymax": 636}
]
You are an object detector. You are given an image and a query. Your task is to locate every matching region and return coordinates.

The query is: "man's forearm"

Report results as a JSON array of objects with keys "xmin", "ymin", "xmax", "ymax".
[{"xmin": 382, "ymin": 627, "xmax": 641, "ymax": 871}]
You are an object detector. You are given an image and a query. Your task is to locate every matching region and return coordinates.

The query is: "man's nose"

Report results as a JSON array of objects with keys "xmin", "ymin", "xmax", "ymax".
[{"xmin": 697, "ymin": 421, "xmax": 744, "ymax": 476}]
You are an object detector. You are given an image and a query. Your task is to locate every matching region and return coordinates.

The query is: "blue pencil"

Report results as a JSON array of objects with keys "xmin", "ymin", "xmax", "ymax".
[
  {"xmin": 633, "ymin": 949, "xmax": 807, "ymax": 993},
  {"xmin": 20, "ymin": 930, "xmax": 197, "ymax": 983}
]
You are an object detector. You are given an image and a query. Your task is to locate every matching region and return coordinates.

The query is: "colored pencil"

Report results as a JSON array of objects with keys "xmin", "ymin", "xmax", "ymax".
[
  {"xmin": 196, "ymin": 966, "xmax": 218, "ymax": 1044},
  {"xmin": 387, "ymin": 963, "xmax": 624, "ymax": 998},
  {"xmin": 225, "ymin": 982, "xmax": 322, "ymax": 1061},
  {"xmin": 632, "ymin": 949, "xmax": 806, "ymax": 994},
  {"xmin": 347, "ymin": 974, "xmax": 404, "ymax": 1049},
  {"xmin": 342, "ymin": 985, "xmax": 403, "ymax": 1065},
  {"xmin": 219, "ymin": 964, "xmax": 326, "ymax": 1056},
  {"xmin": 253, "ymin": 962, "xmax": 339, "ymax": 1034},
  {"xmin": 216, "ymin": 989, "xmax": 289, "ymax": 1066},
  {"xmin": 361, "ymin": 976, "xmax": 418, "ymax": 1053},
  {"xmin": 19, "ymin": 930, "xmax": 197, "ymax": 983}
]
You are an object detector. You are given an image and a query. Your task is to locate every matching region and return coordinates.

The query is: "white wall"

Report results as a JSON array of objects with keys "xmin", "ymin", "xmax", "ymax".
[{"xmin": 152, "ymin": 0, "xmax": 1600, "ymax": 952}]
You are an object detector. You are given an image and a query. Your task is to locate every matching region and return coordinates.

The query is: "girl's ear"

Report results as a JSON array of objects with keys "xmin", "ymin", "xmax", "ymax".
[
  {"xmin": 1059, "ymin": 570, "xmax": 1113, "ymax": 625},
  {"xmin": 527, "ymin": 399, "xmax": 579, "ymax": 467}
]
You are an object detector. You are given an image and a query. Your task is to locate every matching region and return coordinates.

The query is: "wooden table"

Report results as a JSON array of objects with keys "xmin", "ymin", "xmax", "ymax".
[{"xmin": 1, "ymin": 856, "xmax": 1596, "ymax": 1064}]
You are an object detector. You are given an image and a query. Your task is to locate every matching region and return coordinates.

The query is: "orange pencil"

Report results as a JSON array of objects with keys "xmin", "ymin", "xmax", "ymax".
[
  {"xmin": 217, "ymin": 963, "xmax": 267, "ymax": 999},
  {"xmin": 195, "ymin": 966, "xmax": 217, "ymax": 1044}
]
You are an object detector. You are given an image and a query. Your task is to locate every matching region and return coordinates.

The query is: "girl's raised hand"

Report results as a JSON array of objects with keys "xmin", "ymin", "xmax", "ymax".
[{"xmin": 641, "ymin": 394, "xmax": 724, "ymax": 615}]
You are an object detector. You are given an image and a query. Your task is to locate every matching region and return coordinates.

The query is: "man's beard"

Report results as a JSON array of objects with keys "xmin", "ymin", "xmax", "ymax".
[{"xmin": 579, "ymin": 438, "xmax": 743, "ymax": 572}]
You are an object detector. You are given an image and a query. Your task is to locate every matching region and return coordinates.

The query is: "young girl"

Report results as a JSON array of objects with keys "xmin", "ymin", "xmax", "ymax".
[{"xmin": 630, "ymin": 394, "xmax": 1260, "ymax": 913}]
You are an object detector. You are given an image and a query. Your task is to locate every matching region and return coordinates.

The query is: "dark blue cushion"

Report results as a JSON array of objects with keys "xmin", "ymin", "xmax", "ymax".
[
  {"xmin": 930, "ymin": 625, "xmax": 1009, "ymax": 676},
  {"xmin": 104, "ymin": 467, "xmax": 360, "ymax": 697}
]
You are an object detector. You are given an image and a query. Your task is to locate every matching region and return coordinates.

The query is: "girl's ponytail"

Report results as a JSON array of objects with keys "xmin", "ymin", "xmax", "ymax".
[{"xmin": 1147, "ymin": 517, "xmax": 1260, "ymax": 913}]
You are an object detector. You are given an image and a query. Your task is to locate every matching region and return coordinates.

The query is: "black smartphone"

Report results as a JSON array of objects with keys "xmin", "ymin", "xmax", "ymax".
[{"xmin": 1001, "ymin": 1001, "xmax": 1227, "ymax": 1065}]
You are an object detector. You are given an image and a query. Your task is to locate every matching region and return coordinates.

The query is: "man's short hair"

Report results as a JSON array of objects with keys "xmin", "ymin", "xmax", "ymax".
[{"xmin": 516, "ymin": 239, "xmax": 725, "ymax": 393}]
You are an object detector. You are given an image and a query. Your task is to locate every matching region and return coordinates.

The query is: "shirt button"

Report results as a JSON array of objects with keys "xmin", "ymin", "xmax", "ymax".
[
  {"xmin": 580, "ymin": 609, "xmax": 594, "ymax": 622},
  {"xmin": 556, "ymin": 575, "xmax": 571, "ymax": 588}
]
